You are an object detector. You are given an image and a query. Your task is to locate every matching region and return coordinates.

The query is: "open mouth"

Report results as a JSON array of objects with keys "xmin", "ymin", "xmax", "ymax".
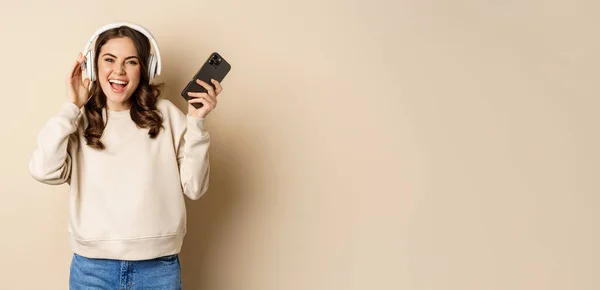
[{"xmin": 109, "ymin": 79, "xmax": 129, "ymax": 93}]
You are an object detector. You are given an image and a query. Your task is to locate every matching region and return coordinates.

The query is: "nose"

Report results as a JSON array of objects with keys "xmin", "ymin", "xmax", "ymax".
[{"xmin": 115, "ymin": 63, "xmax": 126, "ymax": 75}]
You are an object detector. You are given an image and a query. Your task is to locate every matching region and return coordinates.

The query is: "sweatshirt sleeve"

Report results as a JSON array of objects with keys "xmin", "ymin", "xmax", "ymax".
[
  {"xmin": 177, "ymin": 115, "xmax": 211, "ymax": 200},
  {"xmin": 29, "ymin": 102, "xmax": 81, "ymax": 185}
]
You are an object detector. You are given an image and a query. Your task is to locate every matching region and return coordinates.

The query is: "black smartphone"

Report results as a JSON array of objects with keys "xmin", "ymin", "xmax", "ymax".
[{"xmin": 181, "ymin": 52, "xmax": 231, "ymax": 108}]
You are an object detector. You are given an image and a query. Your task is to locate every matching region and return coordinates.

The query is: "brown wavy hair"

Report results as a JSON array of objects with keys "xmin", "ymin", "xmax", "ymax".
[{"xmin": 83, "ymin": 25, "xmax": 164, "ymax": 150}]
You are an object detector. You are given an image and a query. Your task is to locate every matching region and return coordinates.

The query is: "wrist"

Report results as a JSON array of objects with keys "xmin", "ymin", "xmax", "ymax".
[
  {"xmin": 67, "ymin": 98, "xmax": 84, "ymax": 109},
  {"xmin": 187, "ymin": 111, "xmax": 208, "ymax": 118}
]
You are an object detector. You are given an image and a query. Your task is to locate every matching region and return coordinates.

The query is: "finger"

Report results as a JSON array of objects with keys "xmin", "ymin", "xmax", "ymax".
[
  {"xmin": 188, "ymin": 96, "xmax": 215, "ymax": 108},
  {"xmin": 188, "ymin": 95, "xmax": 215, "ymax": 107},
  {"xmin": 188, "ymin": 98, "xmax": 212, "ymax": 111},
  {"xmin": 79, "ymin": 54, "xmax": 87, "ymax": 70},
  {"xmin": 211, "ymin": 79, "xmax": 223, "ymax": 95},
  {"xmin": 69, "ymin": 53, "xmax": 86, "ymax": 79},
  {"xmin": 83, "ymin": 78, "xmax": 90, "ymax": 89},
  {"xmin": 69, "ymin": 55, "xmax": 81, "ymax": 79},
  {"xmin": 188, "ymin": 91, "xmax": 216, "ymax": 104},
  {"xmin": 196, "ymin": 79, "xmax": 216, "ymax": 97},
  {"xmin": 187, "ymin": 92, "xmax": 209, "ymax": 98}
]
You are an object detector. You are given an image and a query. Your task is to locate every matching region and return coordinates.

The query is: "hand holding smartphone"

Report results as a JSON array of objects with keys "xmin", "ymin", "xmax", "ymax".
[{"xmin": 181, "ymin": 52, "xmax": 231, "ymax": 109}]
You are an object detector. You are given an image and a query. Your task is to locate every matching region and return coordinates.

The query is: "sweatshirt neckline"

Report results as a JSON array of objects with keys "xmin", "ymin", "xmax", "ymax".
[{"xmin": 105, "ymin": 108, "xmax": 131, "ymax": 120}]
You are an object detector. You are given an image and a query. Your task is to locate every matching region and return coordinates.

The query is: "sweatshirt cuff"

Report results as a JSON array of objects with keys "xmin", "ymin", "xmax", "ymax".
[
  {"xmin": 186, "ymin": 115, "xmax": 208, "ymax": 139},
  {"xmin": 59, "ymin": 102, "xmax": 82, "ymax": 121}
]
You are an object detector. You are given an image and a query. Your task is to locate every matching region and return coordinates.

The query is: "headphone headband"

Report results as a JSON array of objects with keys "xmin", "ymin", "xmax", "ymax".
[{"xmin": 83, "ymin": 22, "xmax": 162, "ymax": 80}]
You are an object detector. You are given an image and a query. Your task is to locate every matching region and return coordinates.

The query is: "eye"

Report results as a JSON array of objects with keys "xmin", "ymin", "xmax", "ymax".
[
  {"xmin": 127, "ymin": 60, "xmax": 138, "ymax": 65},
  {"xmin": 104, "ymin": 58, "xmax": 114, "ymax": 63}
]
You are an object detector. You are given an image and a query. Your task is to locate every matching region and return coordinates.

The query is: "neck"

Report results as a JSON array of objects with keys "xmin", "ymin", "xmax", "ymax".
[{"xmin": 107, "ymin": 101, "xmax": 131, "ymax": 111}]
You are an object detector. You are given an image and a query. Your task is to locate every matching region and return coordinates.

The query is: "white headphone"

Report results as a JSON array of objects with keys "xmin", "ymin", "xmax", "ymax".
[{"xmin": 82, "ymin": 22, "xmax": 162, "ymax": 83}]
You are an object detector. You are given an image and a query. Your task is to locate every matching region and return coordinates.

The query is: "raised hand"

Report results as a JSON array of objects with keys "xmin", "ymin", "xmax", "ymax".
[
  {"xmin": 66, "ymin": 53, "xmax": 91, "ymax": 108},
  {"xmin": 186, "ymin": 79, "xmax": 223, "ymax": 118}
]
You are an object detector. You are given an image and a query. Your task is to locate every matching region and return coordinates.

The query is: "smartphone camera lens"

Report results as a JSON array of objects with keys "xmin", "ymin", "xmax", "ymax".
[{"xmin": 209, "ymin": 54, "xmax": 221, "ymax": 67}]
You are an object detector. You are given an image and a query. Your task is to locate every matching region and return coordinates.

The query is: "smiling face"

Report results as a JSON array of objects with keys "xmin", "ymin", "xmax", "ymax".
[{"xmin": 96, "ymin": 37, "xmax": 142, "ymax": 111}]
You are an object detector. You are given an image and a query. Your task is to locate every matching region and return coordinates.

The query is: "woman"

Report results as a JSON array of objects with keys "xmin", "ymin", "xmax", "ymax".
[{"xmin": 29, "ymin": 23, "xmax": 220, "ymax": 289}]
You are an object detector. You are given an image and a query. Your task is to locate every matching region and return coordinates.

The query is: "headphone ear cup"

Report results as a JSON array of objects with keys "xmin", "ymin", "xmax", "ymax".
[
  {"xmin": 85, "ymin": 50, "xmax": 95, "ymax": 82},
  {"xmin": 148, "ymin": 54, "xmax": 156, "ymax": 83}
]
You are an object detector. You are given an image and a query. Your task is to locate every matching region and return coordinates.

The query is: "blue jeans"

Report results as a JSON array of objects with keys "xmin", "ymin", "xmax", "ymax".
[{"xmin": 69, "ymin": 253, "xmax": 182, "ymax": 289}]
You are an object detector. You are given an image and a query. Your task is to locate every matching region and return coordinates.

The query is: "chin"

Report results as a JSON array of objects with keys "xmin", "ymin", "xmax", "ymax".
[{"xmin": 100, "ymin": 81, "xmax": 136, "ymax": 108}]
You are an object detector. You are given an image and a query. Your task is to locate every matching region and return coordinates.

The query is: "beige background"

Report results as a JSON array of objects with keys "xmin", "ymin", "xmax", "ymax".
[{"xmin": 0, "ymin": 0, "xmax": 598, "ymax": 289}]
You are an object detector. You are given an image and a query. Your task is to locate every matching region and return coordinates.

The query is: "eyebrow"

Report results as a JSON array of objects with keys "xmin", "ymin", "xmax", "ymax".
[{"xmin": 101, "ymin": 53, "xmax": 139, "ymax": 60}]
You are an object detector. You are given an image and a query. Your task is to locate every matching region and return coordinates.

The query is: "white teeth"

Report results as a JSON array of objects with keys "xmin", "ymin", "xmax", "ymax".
[{"xmin": 109, "ymin": 79, "xmax": 128, "ymax": 85}]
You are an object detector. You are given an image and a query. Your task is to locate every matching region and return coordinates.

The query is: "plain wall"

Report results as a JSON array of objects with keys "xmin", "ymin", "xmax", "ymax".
[{"xmin": 1, "ymin": 0, "xmax": 598, "ymax": 289}]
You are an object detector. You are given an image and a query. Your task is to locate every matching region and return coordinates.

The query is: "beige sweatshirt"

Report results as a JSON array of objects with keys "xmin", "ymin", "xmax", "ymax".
[{"xmin": 29, "ymin": 98, "xmax": 210, "ymax": 261}]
